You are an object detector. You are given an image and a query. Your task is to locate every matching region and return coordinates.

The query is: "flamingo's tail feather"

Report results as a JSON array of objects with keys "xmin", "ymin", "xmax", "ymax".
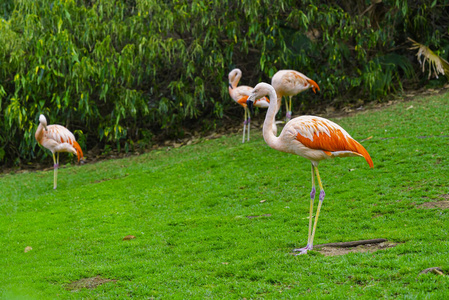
[
  {"xmin": 353, "ymin": 140, "xmax": 373, "ymax": 168},
  {"xmin": 72, "ymin": 141, "xmax": 84, "ymax": 162}
]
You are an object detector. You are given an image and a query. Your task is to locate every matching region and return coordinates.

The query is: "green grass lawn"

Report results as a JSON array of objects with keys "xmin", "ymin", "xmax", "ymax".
[{"xmin": 1, "ymin": 93, "xmax": 449, "ymax": 299}]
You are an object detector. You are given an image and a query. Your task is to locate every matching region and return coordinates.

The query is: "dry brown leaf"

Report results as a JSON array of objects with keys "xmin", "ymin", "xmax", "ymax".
[
  {"xmin": 360, "ymin": 136, "xmax": 373, "ymax": 142},
  {"xmin": 408, "ymin": 37, "xmax": 449, "ymax": 79},
  {"xmin": 24, "ymin": 246, "xmax": 32, "ymax": 253},
  {"xmin": 420, "ymin": 267, "xmax": 445, "ymax": 275},
  {"xmin": 123, "ymin": 235, "xmax": 136, "ymax": 240}
]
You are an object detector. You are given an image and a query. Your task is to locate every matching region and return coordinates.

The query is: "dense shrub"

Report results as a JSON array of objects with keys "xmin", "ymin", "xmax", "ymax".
[{"xmin": 1, "ymin": 0, "xmax": 448, "ymax": 165}]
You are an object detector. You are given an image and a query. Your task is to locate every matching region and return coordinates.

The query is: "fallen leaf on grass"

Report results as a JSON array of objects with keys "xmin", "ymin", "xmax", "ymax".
[
  {"xmin": 419, "ymin": 267, "xmax": 445, "ymax": 275},
  {"xmin": 360, "ymin": 136, "xmax": 373, "ymax": 142},
  {"xmin": 24, "ymin": 246, "xmax": 32, "ymax": 253},
  {"xmin": 406, "ymin": 105, "xmax": 414, "ymax": 110},
  {"xmin": 123, "ymin": 235, "xmax": 136, "ymax": 240},
  {"xmin": 260, "ymin": 200, "xmax": 266, "ymax": 203}
]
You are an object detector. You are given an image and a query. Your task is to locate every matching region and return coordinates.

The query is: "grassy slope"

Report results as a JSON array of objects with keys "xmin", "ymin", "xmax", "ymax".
[{"xmin": 1, "ymin": 93, "xmax": 448, "ymax": 299}]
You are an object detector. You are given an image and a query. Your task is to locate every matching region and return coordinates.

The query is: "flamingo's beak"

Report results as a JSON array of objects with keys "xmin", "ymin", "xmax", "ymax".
[{"xmin": 228, "ymin": 83, "xmax": 233, "ymax": 89}]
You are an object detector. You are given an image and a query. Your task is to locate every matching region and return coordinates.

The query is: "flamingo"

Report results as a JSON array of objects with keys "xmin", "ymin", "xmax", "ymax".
[
  {"xmin": 35, "ymin": 114, "xmax": 84, "ymax": 189},
  {"xmin": 271, "ymin": 70, "xmax": 320, "ymax": 120},
  {"xmin": 228, "ymin": 68, "xmax": 271, "ymax": 143},
  {"xmin": 246, "ymin": 83, "xmax": 373, "ymax": 255}
]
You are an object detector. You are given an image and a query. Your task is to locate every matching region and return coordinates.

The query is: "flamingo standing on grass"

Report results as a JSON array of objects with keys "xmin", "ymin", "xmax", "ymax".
[
  {"xmin": 228, "ymin": 68, "xmax": 271, "ymax": 143},
  {"xmin": 35, "ymin": 114, "xmax": 84, "ymax": 189},
  {"xmin": 246, "ymin": 83, "xmax": 373, "ymax": 255},
  {"xmin": 271, "ymin": 70, "xmax": 320, "ymax": 120}
]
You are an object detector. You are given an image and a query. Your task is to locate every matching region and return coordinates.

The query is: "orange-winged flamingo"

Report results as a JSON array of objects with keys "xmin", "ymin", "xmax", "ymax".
[
  {"xmin": 228, "ymin": 68, "xmax": 271, "ymax": 143},
  {"xmin": 271, "ymin": 70, "xmax": 320, "ymax": 120},
  {"xmin": 35, "ymin": 114, "xmax": 84, "ymax": 189},
  {"xmin": 246, "ymin": 83, "xmax": 373, "ymax": 255}
]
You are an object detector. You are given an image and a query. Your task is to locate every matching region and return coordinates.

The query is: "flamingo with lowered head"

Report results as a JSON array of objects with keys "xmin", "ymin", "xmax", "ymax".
[
  {"xmin": 228, "ymin": 68, "xmax": 271, "ymax": 143},
  {"xmin": 246, "ymin": 82, "xmax": 373, "ymax": 255},
  {"xmin": 271, "ymin": 70, "xmax": 320, "ymax": 120},
  {"xmin": 35, "ymin": 114, "xmax": 84, "ymax": 189}
]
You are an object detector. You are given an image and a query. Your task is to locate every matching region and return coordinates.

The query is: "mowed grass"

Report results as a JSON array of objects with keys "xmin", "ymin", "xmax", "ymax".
[{"xmin": 1, "ymin": 93, "xmax": 449, "ymax": 299}]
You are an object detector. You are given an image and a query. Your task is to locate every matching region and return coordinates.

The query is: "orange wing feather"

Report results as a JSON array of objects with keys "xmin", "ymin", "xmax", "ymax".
[
  {"xmin": 295, "ymin": 119, "xmax": 373, "ymax": 168},
  {"xmin": 46, "ymin": 125, "xmax": 84, "ymax": 161},
  {"xmin": 237, "ymin": 96, "xmax": 249, "ymax": 106}
]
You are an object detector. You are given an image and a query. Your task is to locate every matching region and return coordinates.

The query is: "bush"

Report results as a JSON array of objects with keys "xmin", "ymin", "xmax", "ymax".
[{"xmin": 1, "ymin": 0, "xmax": 448, "ymax": 166}]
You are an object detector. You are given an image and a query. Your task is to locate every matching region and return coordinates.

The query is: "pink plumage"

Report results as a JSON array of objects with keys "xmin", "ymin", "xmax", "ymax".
[
  {"xmin": 246, "ymin": 83, "xmax": 372, "ymax": 255},
  {"xmin": 228, "ymin": 68, "xmax": 271, "ymax": 143},
  {"xmin": 35, "ymin": 114, "xmax": 84, "ymax": 189}
]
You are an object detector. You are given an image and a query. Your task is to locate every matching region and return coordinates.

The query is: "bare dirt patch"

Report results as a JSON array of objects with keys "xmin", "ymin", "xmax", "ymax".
[
  {"xmin": 417, "ymin": 200, "xmax": 449, "ymax": 209},
  {"xmin": 315, "ymin": 240, "xmax": 398, "ymax": 256},
  {"xmin": 65, "ymin": 276, "xmax": 117, "ymax": 291}
]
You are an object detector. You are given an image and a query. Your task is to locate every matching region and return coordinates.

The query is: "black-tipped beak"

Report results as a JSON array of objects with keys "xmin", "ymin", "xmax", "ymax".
[
  {"xmin": 246, "ymin": 99, "xmax": 254, "ymax": 115},
  {"xmin": 228, "ymin": 82, "xmax": 233, "ymax": 89}
]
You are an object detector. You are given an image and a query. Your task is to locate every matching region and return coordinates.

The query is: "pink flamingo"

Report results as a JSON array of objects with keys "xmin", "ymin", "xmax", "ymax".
[
  {"xmin": 35, "ymin": 114, "xmax": 84, "ymax": 189},
  {"xmin": 271, "ymin": 70, "xmax": 320, "ymax": 120},
  {"xmin": 228, "ymin": 68, "xmax": 271, "ymax": 143},
  {"xmin": 246, "ymin": 83, "xmax": 373, "ymax": 254}
]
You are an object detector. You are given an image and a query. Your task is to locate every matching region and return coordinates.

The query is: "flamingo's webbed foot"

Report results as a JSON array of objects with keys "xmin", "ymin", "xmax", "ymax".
[{"xmin": 293, "ymin": 244, "xmax": 313, "ymax": 255}]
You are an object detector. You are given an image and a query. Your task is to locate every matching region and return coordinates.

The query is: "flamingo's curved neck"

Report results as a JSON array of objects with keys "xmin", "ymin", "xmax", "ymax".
[
  {"xmin": 263, "ymin": 86, "xmax": 281, "ymax": 150},
  {"xmin": 231, "ymin": 74, "xmax": 241, "ymax": 88},
  {"xmin": 35, "ymin": 123, "xmax": 45, "ymax": 144}
]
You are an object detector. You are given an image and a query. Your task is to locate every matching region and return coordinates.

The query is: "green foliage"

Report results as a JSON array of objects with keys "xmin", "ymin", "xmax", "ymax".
[
  {"xmin": 1, "ymin": 94, "xmax": 449, "ymax": 298},
  {"xmin": 1, "ymin": 0, "xmax": 448, "ymax": 165}
]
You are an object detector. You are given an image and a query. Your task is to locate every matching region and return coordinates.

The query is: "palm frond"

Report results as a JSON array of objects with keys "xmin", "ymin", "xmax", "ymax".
[{"xmin": 408, "ymin": 37, "xmax": 449, "ymax": 79}]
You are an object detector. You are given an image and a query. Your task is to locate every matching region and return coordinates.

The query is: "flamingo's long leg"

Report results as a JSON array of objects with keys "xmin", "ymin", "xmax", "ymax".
[
  {"xmin": 242, "ymin": 108, "xmax": 247, "ymax": 143},
  {"xmin": 247, "ymin": 110, "xmax": 251, "ymax": 142},
  {"xmin": 309, "ymin": 165, "xmax": 325, "ymax": 248},
  {"xmin": 284, "ymin": 97, "xmax": 288, "ymax": 117},
  {"xmin": 287, "ymin": 96, "xmax": 293, "ymax": 120},
  {"xmin": 293, "ymin": 164, "xmax": 316, "ymax": 254},
  {"xmin": 53, "ymin": 153, "xmax": 58, "ymax": 190},
  {"xmin": 284, "ymin": 96, "xmax": 290, "ymax": 121},
  {"xmin": 308, "ymin": 164, "xmax": 316, "ymax": 245}
]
